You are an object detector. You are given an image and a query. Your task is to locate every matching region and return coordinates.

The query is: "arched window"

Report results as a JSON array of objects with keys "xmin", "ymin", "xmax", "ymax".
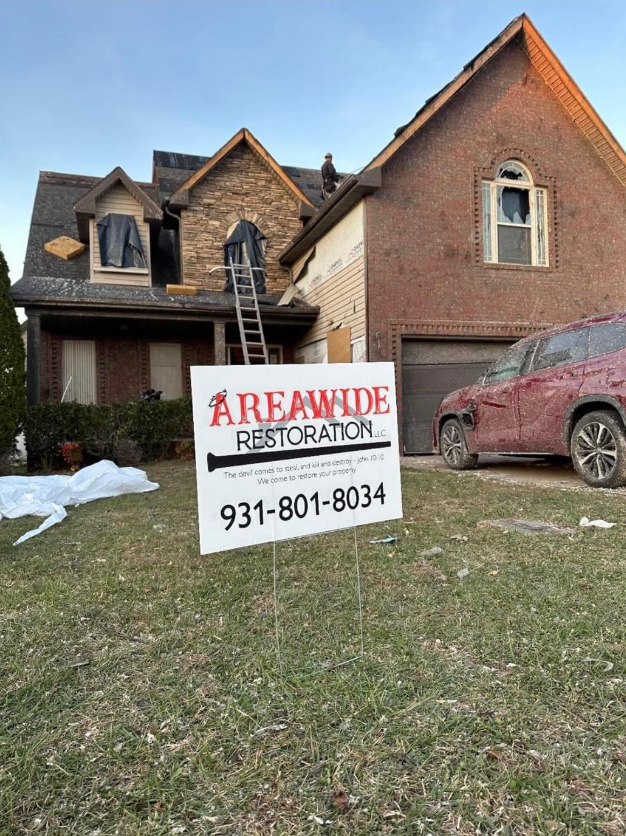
[
  {"xmin": 482, "ymin": 160, "xmax": 548, "ymax": 266},
  {"xmin": 224, "ymin": 220, "xmax": 267, "ymax": 294}
]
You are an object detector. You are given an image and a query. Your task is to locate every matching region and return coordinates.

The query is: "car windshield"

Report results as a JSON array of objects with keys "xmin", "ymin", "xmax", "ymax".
[{"xmin": 483, "ymin": 341, "xmax": 534, "ymax": 384}]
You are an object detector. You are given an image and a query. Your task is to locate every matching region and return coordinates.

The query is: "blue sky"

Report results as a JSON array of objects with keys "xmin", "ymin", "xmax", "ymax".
[{"xmin": 2, "ymin": 0, "xmax": 626, "ymax": 284}]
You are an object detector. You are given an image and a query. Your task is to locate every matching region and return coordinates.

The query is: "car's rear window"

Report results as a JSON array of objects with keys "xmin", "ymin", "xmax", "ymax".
[
  {"xmin": 587, "ymin": 323, "xmax": 626, "ymax": 359},
  {"xmin": 531, "ymin": 327, "xmax": 588, "ymax": 372}
]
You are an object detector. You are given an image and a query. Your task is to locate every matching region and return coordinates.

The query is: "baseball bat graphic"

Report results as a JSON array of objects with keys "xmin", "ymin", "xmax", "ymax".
[{"xmin": 206, "ymin": 441, "xmax": 391, "ymax": 472}]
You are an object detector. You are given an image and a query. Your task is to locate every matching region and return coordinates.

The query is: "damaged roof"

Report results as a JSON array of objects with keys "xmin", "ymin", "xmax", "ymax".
[
  {"xmin": 10, "ymin": 275, "xmax": 318, "ymax": 320},
  {"xmin": 12, "ymin": 168, "xmax": 317, "ymax": 317},
  {"xmin": 364, "ymin": 14, "xmax": 626, "ymax": 187},
  {"xmin": 154, "ymin": 148, "xmax": 333, "ymax": 208}
]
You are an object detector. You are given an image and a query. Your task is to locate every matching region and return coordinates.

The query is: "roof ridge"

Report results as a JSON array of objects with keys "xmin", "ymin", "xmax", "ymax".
[{"xmin": 39, "ymin": 170, "xmax": 155, "ymax": 189}]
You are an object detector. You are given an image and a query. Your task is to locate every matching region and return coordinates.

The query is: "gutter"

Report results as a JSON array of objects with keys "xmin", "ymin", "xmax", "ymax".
[{"xmin": 13, "ymin": 294, "xmax": 319, "ymax": 321}]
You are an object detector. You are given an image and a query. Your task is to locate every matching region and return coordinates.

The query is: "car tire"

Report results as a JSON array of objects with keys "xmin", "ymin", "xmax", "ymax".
[
  {"xmin": 439, "ymin": 418, "xmax": 478, "ymax": 471},
  {"xmin": 571, "ymin": 410, "xmax": 626, "ymax": 489}
]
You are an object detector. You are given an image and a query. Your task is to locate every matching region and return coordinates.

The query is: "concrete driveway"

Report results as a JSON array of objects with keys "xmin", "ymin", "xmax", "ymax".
[{"xmin": 401, "ymin": 454, "xmax": 624, "ymax": 493}]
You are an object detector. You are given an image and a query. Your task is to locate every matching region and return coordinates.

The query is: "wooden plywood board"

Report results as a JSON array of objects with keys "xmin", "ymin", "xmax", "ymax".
[
  {"xmin": 327, "ymin": 326, "xmax": 351, "ymax": 363},
  {"xmin": 44, "ymin": 236, "xmax": 85, "ymax": 261},
  {"xmin": 166, "ymin": 284, "xmax": 197, "ymax": 296}
]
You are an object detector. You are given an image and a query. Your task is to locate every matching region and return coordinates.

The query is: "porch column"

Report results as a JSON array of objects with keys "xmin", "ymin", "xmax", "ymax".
[
  {"xmin": 26, "ymin": 313, "xmax": 41, "ymax": 404},
  {"xmin": 214, "ymin": 321, "xmax": 226, "ymax": 365}
]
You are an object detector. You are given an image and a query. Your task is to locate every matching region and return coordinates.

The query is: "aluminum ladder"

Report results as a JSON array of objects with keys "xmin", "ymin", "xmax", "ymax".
[{"xmin": 228, "ymin": 257, "xmax": 269, "ymax": 365}]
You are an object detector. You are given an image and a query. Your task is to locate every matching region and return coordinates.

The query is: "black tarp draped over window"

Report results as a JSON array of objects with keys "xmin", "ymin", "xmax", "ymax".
[
  {"xmin": 97, "ymin": 213, "xmax": 147, "ymax": 269},
  {"xmin": 224, "ymin": 220, "xmax": 267, "ymax": 294}
]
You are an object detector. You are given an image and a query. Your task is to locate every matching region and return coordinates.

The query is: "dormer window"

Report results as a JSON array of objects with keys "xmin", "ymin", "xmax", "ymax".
[
  {"xmin": 75, "ymin": 167, "xmax": 161, "ymax": 287},
  {"xmin": 482, "ymin": 161, "xmax": 548, "ymax": 266},
  {"xmin": 97, "ymin": 213, "xmax": 147, "ymax": 269}
]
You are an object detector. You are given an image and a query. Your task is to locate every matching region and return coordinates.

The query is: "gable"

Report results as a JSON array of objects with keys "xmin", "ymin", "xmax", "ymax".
[
  {"xmin": 170, "ymin": 128, "xmax": 313, "ymax": 210},
  {"xmin": 365, "ymin": 15, "xmax": 626, "ymax": 191},
  {"xmin": 74, "ymin": 166, "xmax": 162, "ymax": 243}
]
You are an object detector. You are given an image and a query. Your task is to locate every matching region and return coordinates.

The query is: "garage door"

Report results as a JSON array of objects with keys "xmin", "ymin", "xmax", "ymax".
[{"xmin": 402, "ymin": 339, "xmax": 512, "ymax": 454}]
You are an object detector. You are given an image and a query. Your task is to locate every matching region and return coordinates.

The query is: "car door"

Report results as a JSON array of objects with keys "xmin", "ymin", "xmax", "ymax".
[
  {"xmin": 517, "ymin": 327, "xmax": 589, "ymax": 454},
  {"xmin": 472, "ymin": 341, "xmax": 535, "ymax": 452},
  {"xmin": 579, "ymin": 322, "xmax": 626, "ymax": 397}
]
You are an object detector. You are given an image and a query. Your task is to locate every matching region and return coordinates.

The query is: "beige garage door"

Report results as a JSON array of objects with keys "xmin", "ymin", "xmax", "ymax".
[{"xmin": 150, "ymin": 343, "xmax": 183, "ymax": 400}]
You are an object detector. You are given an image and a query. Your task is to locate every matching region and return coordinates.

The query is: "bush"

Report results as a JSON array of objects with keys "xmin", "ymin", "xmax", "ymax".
[
  {"xmin": 112, "ymin": 439, "xmax": 142, "ymax": 467},
  {"xmin": 0, "ymin": 246, "xmax": 26, "ymax": 457},
  {"xmin": 23, "ymin": 398, "xmax": 193, "ymax": 469}
]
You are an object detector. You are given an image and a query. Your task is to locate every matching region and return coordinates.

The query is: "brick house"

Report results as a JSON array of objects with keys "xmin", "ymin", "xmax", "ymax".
[
  {"xmin": 12, "ymin": 15, "xmax": 626, "ymax": 452},
  {"xmin": 279, "ymin": 14, "xmax": 626, "ymax": 451}
]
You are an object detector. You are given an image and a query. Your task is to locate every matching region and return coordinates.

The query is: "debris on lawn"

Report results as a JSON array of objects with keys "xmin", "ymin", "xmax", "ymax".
[
  {"xmin": 332, "ymin": 788, "xmax": 359, "ymax": 812},
  {"xmin": 457, "ymin": 567, "xmax": 470, "ymax": 579},
  {"xmin": 152, "ymin": 523, "xmax": 167, "ymax": 531},
  {"xmin": 477, "ymin": 519, "xmax": 576, "ymax": 535},
  {"xmin": 420, "ymin": 546, "xmax": 444, "ymax": 557},
  {"xmin": 579, "ymin": 516, "xmax": 615, "ymax": 529},
  {"xmin": 369, "ymin": 535, "xmax": 397, "ymax": 544},
  {"xmin": 252, "ymin": 723, "xmax": 288, "ymax": 736},
  {"xmin": 0, "ymin": 460, "xmax": 159, "ymax": 545},
  {"xmin": 307, "ymin": 815, "xmax": 332, "ymax": 826},
  {"xmin": 450, "ymin": 534, "xmax": 468, "ymax": 542}
]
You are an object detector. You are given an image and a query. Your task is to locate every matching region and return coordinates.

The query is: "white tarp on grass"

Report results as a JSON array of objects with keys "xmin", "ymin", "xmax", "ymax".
[{"xmin": 0, "ymin": 460, "xmax": 159, "ymax": 545}]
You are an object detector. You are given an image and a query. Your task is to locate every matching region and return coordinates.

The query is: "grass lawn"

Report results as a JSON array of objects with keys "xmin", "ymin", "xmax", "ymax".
[{"xmin": 2, "ymin": 461, "xmax": 626, "ymax": 835}]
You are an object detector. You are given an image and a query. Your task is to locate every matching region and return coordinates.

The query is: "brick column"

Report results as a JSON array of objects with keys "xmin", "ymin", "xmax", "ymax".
[
  {"xmin": 26, "ymin": 313, "xmax": 41, "ymax": 404},
  {"xmin": 214, "ymin": 321, "xmax": 226, "ymax": 365}
]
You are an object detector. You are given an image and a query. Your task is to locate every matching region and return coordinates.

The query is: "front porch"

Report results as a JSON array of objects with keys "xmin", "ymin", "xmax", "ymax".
[{"xmin": 25, "ymin": 306, "xmax": 315, "ymax": 405}]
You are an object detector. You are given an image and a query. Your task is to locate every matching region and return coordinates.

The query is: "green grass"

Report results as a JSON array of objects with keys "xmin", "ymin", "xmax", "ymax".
[{"xmin": 2, "ymin": 461, "xmax": 626, "ymax": 835}]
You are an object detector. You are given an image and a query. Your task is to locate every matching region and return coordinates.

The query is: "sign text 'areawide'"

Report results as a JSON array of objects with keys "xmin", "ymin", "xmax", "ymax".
[{"xmin": 206, "ymin": 385, "xmax": 391, "ymax": 471}]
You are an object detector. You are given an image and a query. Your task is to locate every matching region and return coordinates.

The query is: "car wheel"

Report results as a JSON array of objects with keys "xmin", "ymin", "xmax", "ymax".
[
  {"xmin": 439, "ymin": 418, "xmax": 478, "ymax": 471},
  {"xmin": 571, "ymin": 410, "xmax": 626, "ymax": 488}
]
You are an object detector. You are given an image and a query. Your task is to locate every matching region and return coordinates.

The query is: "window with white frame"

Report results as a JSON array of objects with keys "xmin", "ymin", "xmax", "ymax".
[{"xmin": 482, "ymin": 161, "xmax": 548, "ymax": 266}]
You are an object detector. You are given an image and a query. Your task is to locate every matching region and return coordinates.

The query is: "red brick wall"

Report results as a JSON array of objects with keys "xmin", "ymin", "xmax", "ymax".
[
  {"xmin": 366, "ymin": 40, "xmax": 626, "ymax": 361},
  {"xmin": 39, "ymin": 328, "xmax": 216, "ymax": 404},
  {"xmin": 38, "ymin": 325, "xmax": 297, "ymax": 403}
]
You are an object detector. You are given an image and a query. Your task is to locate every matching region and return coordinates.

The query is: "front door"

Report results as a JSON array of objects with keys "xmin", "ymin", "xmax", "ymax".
[
  {"xmin": 472, "ymin": 341, "xmax": 535, "ymax": 452},
  {"xmin": 150, "ymin": 343, "xmax": 183, "ymax": 400}
]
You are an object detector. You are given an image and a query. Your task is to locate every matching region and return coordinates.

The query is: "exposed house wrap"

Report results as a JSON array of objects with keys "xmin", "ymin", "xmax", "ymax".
[{"xmin": 292, "ymin": 202, "xmax": 365, "ymax": 363}]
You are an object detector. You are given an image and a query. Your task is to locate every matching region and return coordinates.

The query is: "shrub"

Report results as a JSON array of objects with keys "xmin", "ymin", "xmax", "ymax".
[
  {"xmin": 24, "ymin": 398, "xmax": 193, "ymax": 469},
  {"xmin": 112, "ymin": 439, "xmax": 142, "ymax": 467},
  {"xmin": 174, "ymin": 439, "xmax": 195, "ymax": 460},
  {"xmin": 0, "ymin": 246, "xmax": 26, "ymax": 457}
]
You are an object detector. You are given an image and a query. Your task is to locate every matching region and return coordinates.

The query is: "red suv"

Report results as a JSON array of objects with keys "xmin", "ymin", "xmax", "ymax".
[{"xmin": 433, "ymin": 312, "xmax": 626, "ymax": 488}]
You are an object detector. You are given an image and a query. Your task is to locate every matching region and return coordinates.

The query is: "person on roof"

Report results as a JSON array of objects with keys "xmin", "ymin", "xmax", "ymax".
[{"xmin": 321, "ymin": 153, "xmax": 340, "ymax": 200}]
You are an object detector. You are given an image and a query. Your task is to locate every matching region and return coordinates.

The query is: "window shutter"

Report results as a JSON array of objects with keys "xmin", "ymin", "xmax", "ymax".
[
  {"xmin": 535, "ymin": 187, "xmax": 548, "ymax": 266},
  {"xmin": 482, "ymin": 182, "xmax": 493, "ymax": 262}
]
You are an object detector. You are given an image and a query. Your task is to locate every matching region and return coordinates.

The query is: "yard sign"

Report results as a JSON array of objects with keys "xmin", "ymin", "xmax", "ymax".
[{"xmin": 191, "ymin": 362, "xmax": 402, "ymax": 555}]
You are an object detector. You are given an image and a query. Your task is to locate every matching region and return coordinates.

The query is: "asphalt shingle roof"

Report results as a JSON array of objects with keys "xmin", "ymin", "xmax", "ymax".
[{"xmin": 13, "ymin": 146, "xmax": 342, "ymax": 313}]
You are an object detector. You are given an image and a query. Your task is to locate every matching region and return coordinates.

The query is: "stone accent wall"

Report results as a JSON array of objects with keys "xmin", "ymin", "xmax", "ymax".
[{"xmin": 179, "ymin": 142, "xmax": 303, "ymax": 294}]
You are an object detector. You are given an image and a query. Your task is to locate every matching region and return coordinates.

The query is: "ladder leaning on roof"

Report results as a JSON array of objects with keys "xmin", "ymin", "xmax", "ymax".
[{"xmin": 209, "ymin": 259, "xmax": 269, "ymax": 365}]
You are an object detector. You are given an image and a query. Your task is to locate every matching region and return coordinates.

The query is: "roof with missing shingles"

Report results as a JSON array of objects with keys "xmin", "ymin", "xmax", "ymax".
[{"xmin": 15, "ymin": 141, "xmax": 344, "ymax": 314}]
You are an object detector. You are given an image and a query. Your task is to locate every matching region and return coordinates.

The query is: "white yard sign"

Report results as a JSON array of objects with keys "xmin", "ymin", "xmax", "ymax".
[{"xmin": 191, "ymin": 363, "xmax": 402, "ymax": 554}]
